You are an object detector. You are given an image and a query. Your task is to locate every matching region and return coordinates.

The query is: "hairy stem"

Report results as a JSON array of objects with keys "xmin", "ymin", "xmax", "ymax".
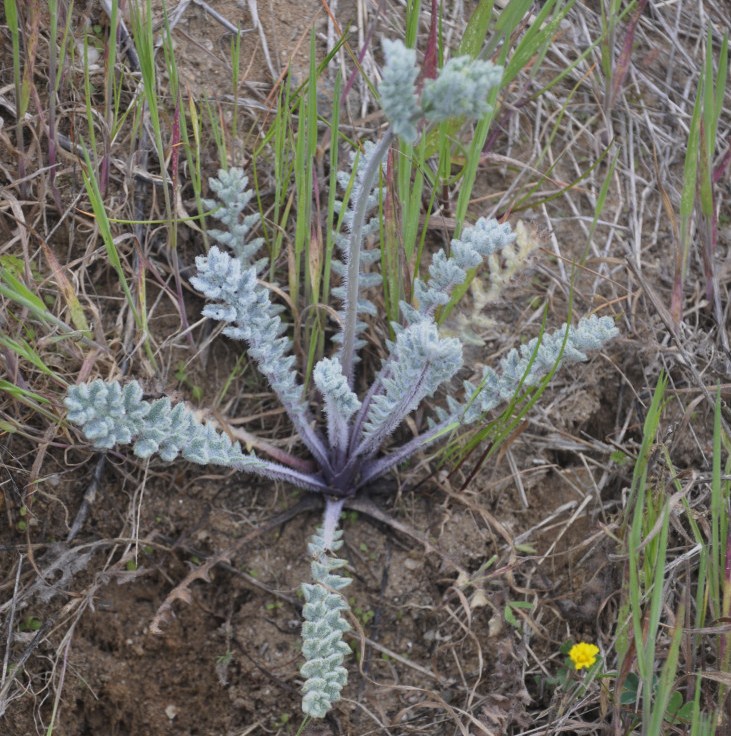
[
  {"xmin": 234, "ymin": 458, "xmax": 330, "ymax": 494},
  {"xmin": 321, "ymin": 498, "xmax": 346, "ymax": 550},
  {"xmin": 347, "ymin": 368, "xmax": 387, "ymax": 456},
  {"xmin": 289, "ymin": 414, "xmax": 332, "ymax": 476},
  {"xmin": 340, "ymin": 130, "xmax": 395, "ymax": 385},
  {"xmin": 355, "ymin": 363, "xmax": 430, "ymax": 460},
  {"xmin": 216, "ymin": 420, "xmax": 318, "ymax": 473}
]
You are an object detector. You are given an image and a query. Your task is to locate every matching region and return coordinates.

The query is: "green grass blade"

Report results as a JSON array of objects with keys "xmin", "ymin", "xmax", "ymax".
[
  {"xmin": 501, "ymin": 0, "xmax": 575, "ymax": 86},
  {"xmin": 0, "ymin": 379, "xmax": 57, "ymax": 423},
  {"xmin": 129, "ymin": 0, "xmax": 173, "ymax": 235},
  {"xmin": 0, "ymin": 270, "xmax": 47, "ymax": 315},
  {"xmin": 648, "ymin": 603, "xmax": 684, "ymax": 736},
  {"xmin": 0, "ymin": 336, "xmax": 59, "ymax": 381},
  {"xmin": 458, "ymin": 0, "xmax": 495, "ymax": 57},
  {"xmin": 674, "ymin": 74, "xmax": 702, "ymax": 320},
  {"xmin": 79, "ymin": 149, "xmax": 157, "ymax": 369},
  {"xmin": 404, "ymin": 0, "xmax": 422, "ymax": 48}
]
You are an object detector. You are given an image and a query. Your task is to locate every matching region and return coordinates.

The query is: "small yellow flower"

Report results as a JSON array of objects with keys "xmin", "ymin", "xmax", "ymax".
[{"xmin": 568, "ymin": 642, "xmax": 600, "ymax": 671}]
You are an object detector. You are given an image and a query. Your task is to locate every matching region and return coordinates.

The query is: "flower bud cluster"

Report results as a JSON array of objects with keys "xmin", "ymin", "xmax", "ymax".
[{"xmin": 379, "ymin": 39, "xmax": 503, "ymax": 144}]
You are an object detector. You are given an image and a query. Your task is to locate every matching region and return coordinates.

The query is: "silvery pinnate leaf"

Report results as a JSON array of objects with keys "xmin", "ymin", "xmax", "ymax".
[
  {"xmin": 191, "ymin": 246, "xmax": 310, "ymax": 441},
  {"xmin": 203, "ymin": 168, "xmax": 265, "ymax": 266},
  {"xmin": 412, "ymin": 217, "xmax": 516, "ymax": 317},
  {"xmin": 300, "ymin": 528, "xmax": 352, "ymax": 718},
  {"xmin": 66, "ymin": 380, "xmax": 253, "ymax": 468},
  {"xmin": 459, "ymin": 317, "xmax": 619, "ymax": 423},
  {"xmin": 314, "ymin": 357, "xmax": 361, "ymax": 423},
  {"xmin": 361, "ymin": 320, "xmax": 463, "ymax": 447}
]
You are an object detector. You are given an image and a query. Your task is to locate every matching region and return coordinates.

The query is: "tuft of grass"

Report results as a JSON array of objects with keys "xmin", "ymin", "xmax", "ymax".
[
  {"xmin": 622, "ymin": 373, "xmax": 679, "ymax": 734},
  {"xmin": 439, "ymin": 0, "xmax": 576, "ymax": 323},
  {"xmin": 292, "ymin": 32, "xmax": 319, "ymax": 360},
  {"xmin": 78, "ymin": 143, "xmax": 158, "ymax": 370},
  {"xmin": 127, "ymin": 0, "xmax": 174, "ymax": 237},
  {"xmin": 612, "ymin": 375, "xmax": 731, "ymax": 734},
  {"xmin": 672, "ymin": 30, "xmax": 729, "ymax": 324},
  {"xmin": 4, "ymin": 0, "xmax": 28, "ymax": 192}
]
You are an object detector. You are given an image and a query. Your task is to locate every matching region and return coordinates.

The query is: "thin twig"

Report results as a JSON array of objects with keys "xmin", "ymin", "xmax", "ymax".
[
  {"xmin": 0, "ymin": 555, "xmax": 23, "ymax": 703},
  {"xmin": 193, "ymin": 0, "xmax": 255, "ymax": 35},
  {"xmin": 66, "ymin": 454, "xmax": 107, "ymax": 543},
  {"xmin": 99, "ymin": 0, "xmax": 140, "ymax": 71}
]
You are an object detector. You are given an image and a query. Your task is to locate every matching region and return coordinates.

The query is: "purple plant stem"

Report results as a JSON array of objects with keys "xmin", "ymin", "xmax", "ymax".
[
  {"xmin": 285, "ymin": 409, "xmax": 332, "ymax": 479},
  {"xmin": 341, "ymin": 0, "xmax": 385, "ymax": 102},
  {"xmin": 357, "ymin": 417, "xmax": 458, "ymax": 489},
  {"xmin": 607, "ymin": 0, "xmax": 649, "ymax": 112},
  {"xmin": 229, "ymin": 425, "xmax": 317, "ymax": 473},
  {"xmin": 420, "ymin": 0, "xmax": 439, "ymax": 83},
  {"xmin": 712, "ymin": 141, "xmax": 731, "ymax": 185},
  {"xmin": 236, "ymin": 458, "xmax": 329, "ymax": 494},
  {"xmin": 332, "ymin": 362, "xmax": 432, "ymax": 494},
  {"xmin": 354, "ymin": 362, "xmax": 430, "ymax": 461}
]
